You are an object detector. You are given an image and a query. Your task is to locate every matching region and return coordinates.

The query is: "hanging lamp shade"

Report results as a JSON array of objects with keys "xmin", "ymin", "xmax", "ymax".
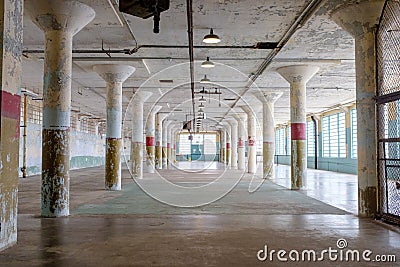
[
  {"xmin": 201, "ymin": 57, "xmax": 215, "ymax": 68},
  {"xmin": 203, "ymin": 28, "xmax": 221, "ymax": 44},
  {"xmin": 200, "ymin": 74, "xmax": 210, "ymax": 84}
]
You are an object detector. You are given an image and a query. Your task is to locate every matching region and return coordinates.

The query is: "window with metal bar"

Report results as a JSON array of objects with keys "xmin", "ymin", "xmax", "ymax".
[
  {"xmin": 322, "ymin": 112, "xmax": 346, "ymax": 158},
  {"xmin": 350, "ymin": 109, "xmax": 357, "ymax": 158}
]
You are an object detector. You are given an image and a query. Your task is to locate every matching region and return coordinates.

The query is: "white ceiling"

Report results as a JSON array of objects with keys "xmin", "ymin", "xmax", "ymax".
[{"xmin": 22, "ymin": 0, "xmax": 356, "ymax": 131}]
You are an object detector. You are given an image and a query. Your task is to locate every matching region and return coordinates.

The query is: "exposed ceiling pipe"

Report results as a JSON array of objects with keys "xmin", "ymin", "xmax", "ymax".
[
  {"xmin": 22, "ymin": 43, "xmax": 278, "ymax": 55},
  {"xmin": 186, "ymin": 0, "xmax": 196, "ymax": 122},
  {"xmin": 220, "ymin": 0, "xmax": 326, "ymax": 119}
]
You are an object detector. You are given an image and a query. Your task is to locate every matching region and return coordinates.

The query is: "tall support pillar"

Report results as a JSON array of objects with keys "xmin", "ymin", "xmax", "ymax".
[
  {"xmin": 255, "ymin": 92, "xmax": 283, "ymax": 179},
  {"xmin": 26, "ymin": 0, "xmax": 95, "ymax": 217},
  {"xmin": 331, "ymin": 0, "xmax": 384, "ymax": 217},
  {"xmin": 162, "ymin": 120, "xmax": 172, "ymax": 168},
  {"xmin": 0, "ymin": 0, "xmax": 23, "ymax": 251},
  {"xmin": 227, "ymin": 119, "xmax": 238, "ymax": 169},
  {"xmin": 241, "ymin": 106, "xmax": 257, "ymax": 174},
  {"xmin": 223, "ymin": 123, "xmax": 231, "ymax": 167},
  {"xmin": 145, "ymin": 106, "xmax": 162, "ymax": 173},
  {"xmin": 94, "ymin": 65, "xmax": 135, "ymax": 190},
  {"xmin": 220, "ymin": 129, "xmax": 226, "ymax": 164},
  {"xmin": 277, "ymin": 65, "xmax": 319, "ymax": 189},
  {"xmin": 235, "ymin": 114, "xmax": 247, "ymax": 170},
  {"xmin": 167, "ymin": 124, "xmax": 173, "ymax": 165},
  {"xmin": 155, "ymin": 113, "xmax": 167, "ymax": 169},
  {"xmin": 130, "ymin": 91, "xmax": 152, "ymax": 179}
]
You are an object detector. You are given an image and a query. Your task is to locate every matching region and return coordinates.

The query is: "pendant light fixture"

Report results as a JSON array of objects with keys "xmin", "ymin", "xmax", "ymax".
[
  {"xmin": 203, "ymin": 28, "xmax": 221, "ymax": 44},
  {"xmin": 200, "ymin": 74, "xmax": 210, "ymax": 84},
  {"xmin": 198, "ymin": 95, "xmax": 206, "ymax": 103},
  {"xmin": 201, "ymin": 57, "xmax": 215, "ymax": 68},
  {"xmin": 198, "ymin": 102, "xmax": 205, "ymax": 109}
]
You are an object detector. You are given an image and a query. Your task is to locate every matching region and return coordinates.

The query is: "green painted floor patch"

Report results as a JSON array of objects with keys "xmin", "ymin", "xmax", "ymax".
[{"xmin": 72, "ymin": 179, "xmax": 348, "ymax": 216}]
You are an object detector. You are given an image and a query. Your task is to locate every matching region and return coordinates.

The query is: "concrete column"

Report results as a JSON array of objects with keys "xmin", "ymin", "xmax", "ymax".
[
  {"xmin": 241, "ymin": 106, "xmax": 257, "ymax": 174},
  {"xmin": 255, "ymin": 92, "xmax": 283, "ymax": 179},
  {"xmin": 227, "ymin": 119, "xmax": 238, "ymax": 169},
  {"xmin": 167, "ymin": 124, "xmax": 174, "ymax": 165},
  {"xmin": 220, "ymin": 129, "xmax": 225, "ymax": 163},
  {"xmin": 94, "ymin": 65, "xmax": 135, "ymax": 190},
  {"xmin": 145, "ymin": 106, "xmax": 162, "ymax": 173},
  {"xmin": 155, "ymin": 113, "xmax": 167, "ymax": 169},
  {"xmin": 162, "ymin": 120, "xmax": 172, "ymax": 168},
  {"xmin": 235, "ymin": 113, "xmax": 247, "ymax": 170},
  {"xmin": 0, "ymin": 0, "xmax": 23, "ymax": 251},
  {"xmin": 172, "ymin": 128, "xmax": 179, "ymax": 163},
  {"xmin": 223, "ymin": 124, "xmax": 231, "ymax": 167},
  {"xmin": 277, "ymin": 65, "xmax": 319, "ymax": 189},
  {"xmin": 130, "ymin": 91, "xmax": 152, "ymax": 179},
  {"xmin": 26, "ymin": 0, "xmax": 95, "ymax": 217},
  {"xmin": 331, "ymin": 0, "xmax": 384, "ymax": 217}
]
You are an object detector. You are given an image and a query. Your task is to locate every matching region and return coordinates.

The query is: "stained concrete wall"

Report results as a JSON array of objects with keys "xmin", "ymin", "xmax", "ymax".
[{"xmin": 18, "ymin": 123, "xmax": 105, "ymax": 177}]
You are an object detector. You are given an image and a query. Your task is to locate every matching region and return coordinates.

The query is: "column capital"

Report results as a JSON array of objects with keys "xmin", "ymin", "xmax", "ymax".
[
  {"xmin": 233, "ymin": 113, "xmax": 247, "ymax": 122},
  {"xmin": 163, "ymin": 120, "xmax": 172, "ymax": 127},
  {"xmin": 157, "ymin": 113, "xmax": 168, "ymax": 121},
  {"xmin": 330, "ymin": 0, "xmax": 384, "ymax": 39},
  {"xmin": 225, "ymin": 117, "xmax": 238, "ymax": 126},
  {"xmin": 25, "ymin": 0, "xmax": 95, "ymax": 35},
  {"xmin": 132, "ymin": 91, "xmax": 152, "ymax": 103},
  {"xmin": 254, "ymin": 91, "xmax": 283, "ymax": 104},
  {"xmin": 150, "ymin": 105, "xmax": 163, "ymax": 115},
  {"xmin": 240, "ymin": 105, "xmax": 256, "ymax": 118},
  {"xmin": 93, "ymin": 64, "xmax": 136, "ymax": 83},
  {"xmin": 276, "ymin": 65, "xmax": 319, "ymax": 84}
]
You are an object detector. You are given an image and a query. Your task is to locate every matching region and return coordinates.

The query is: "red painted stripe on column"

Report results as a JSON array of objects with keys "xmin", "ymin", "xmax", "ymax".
[
  {"xmin": 226, "ymin": 143, "xmax": 230, "ymax": 149},
  {"xmin": 167, "ymin": 143, "xmax": 170, "ymax": 148},
  {"xmin": 248, "ymin": 136, "xmax": 255, "ymax": 146},
  {"xmin": 291, "ymin": 123, "xmax": 306, "ymax": 140},
  {"xmin": 146, "ymin": 136, "xmax": 155, "ymax": 146},
  {"xmin": 1, "ymin": 91, "xmax": 20, "ymax": 120},
  {"xmin": 238, "ymin": 138, "xmax": 245, "ymax": 148},
  {"xmin": 173, "ymin": 144, "xmax": 176, "ymax": 150}
]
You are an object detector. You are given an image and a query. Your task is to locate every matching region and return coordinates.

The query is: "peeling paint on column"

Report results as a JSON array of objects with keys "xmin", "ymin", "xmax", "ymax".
[
  {"xmin": 277, "ymin": 65, "xmax": 319, "ymax": 190},
  {"xmin": 235, "ymin": 114, "xmax": 247, "ymax": 171},
  {"xmin": 228, "ymin": 120, "xmax": 238, "ymax": 169},
  {"xmin": 131, "ymin": 142, "xmax": 143, "ymax": 179},
  {"xmin": 226, "ymin": 143, "xmax": 231, "ymax": 167},
  {"xmin": 42, "ymin": 129, "xmax": 70, "ymax": 216},
  {"xmin": 145, "ymin": 106, "xmax": 161, "ymax": 173},
  {"xmin": 93, "ymin": 64, "xmax": 135, "ymax": 189},
  {"xmin": 105, "ymin": 138, "xmax": 122, "ymax": 190},
  {"xmin": 263, "ymin": 142, "xmax": 274, "ymax": 179},
  {"xmin": 330, "ymin": 0, "xmax": 384, "ymax": 217},
  {"xmin": 25, "ymin": 0, "xmax": 95, "ymax": 218},
  {"xmin": 130, "ymin": 91, "xmax": 151, "ymax": 179},
  {"xmin": 241, "ymin": 107, "xmax": 257, "ymax": 174}
]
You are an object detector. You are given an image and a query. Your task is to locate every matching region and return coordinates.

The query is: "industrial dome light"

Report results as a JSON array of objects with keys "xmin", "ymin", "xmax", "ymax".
[
  {"xmin": 201, "ymin": 57, "xmax": 215, "ymax": 68},
  {"xmin": 203, "ymin": 28, "xmax": 221, "ymax": 44},
  {"xmin": 198, "ymin": 96, "xmax": 206, "ymax": 103},
  {"xmin": 200, "ymin": 74, "xmax": 210, "ymax": 84}
]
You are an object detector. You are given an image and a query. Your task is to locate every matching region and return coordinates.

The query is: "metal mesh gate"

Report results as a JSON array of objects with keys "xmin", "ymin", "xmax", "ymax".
[{"xmin": 377, "ymin": 0, "xmax": 400, "ymax": 224}]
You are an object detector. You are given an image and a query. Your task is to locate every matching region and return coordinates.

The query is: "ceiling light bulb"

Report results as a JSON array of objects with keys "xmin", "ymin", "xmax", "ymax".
[
  {"xmin": 203, "ymin": 28, "xmax": 221, "ymax": 44},
  {"xmin": 201, "ymin": 57, "xmax": 215, "ymax": 68},
  {"xmin": 200, "ymin": 75, "xmax": 210, "ymax": 84}
]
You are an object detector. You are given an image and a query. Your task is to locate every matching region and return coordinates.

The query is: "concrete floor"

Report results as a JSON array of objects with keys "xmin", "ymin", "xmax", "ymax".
[{"xmin": 1, "ymin": 162, "xmax": 399, "ymax": 266}]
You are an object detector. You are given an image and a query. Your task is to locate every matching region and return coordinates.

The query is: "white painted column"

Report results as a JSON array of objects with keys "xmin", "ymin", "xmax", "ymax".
[
  {"xmin": 241, "ymin": 106, "xmax": 257, "ymax": 174},
  {"xmin": 255, "ymin": 91, "xmax": 283, "ymax": 179},
  {"xmin": 162, "ymin": 120, "xmax": 172, "ymax": 168},
  {"xmin": 94, "ymin": 65, "xmax": 136, "ymax": 191},
  {"xmin": 228, "ymin": 119, "xmax": 238, "ymax": 169},
  {"xmin": 145, "ymin": 106, "xmax": 162, "ymax": 173},
  {"xmin": 331, "ymin": 0, "xmax": 384, "ymax": 216},
  {"xmin": 26, "ymin": 0, "xmax": 95, "ymax": 217},
  {"xmin": 220, "ymin": 129, "xmax": 225, "ymax": 164},
  {"xmin": 235, "ymin": 113, "xmax": 247, "ymax": 170},
  {"xmin": 223, "ymin": 123, "xmax": 231, "ymax": 167},
  {"xmin": 277, "ymin": 65, "xmax": 319, "ymax": 190},
  {"xmin": 131, "ymin": 91, "xmax": 152, "ymax": 179},
  {"xmin": 155, "ymin": 113, "xmax": 167, "ymax": 169}
]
